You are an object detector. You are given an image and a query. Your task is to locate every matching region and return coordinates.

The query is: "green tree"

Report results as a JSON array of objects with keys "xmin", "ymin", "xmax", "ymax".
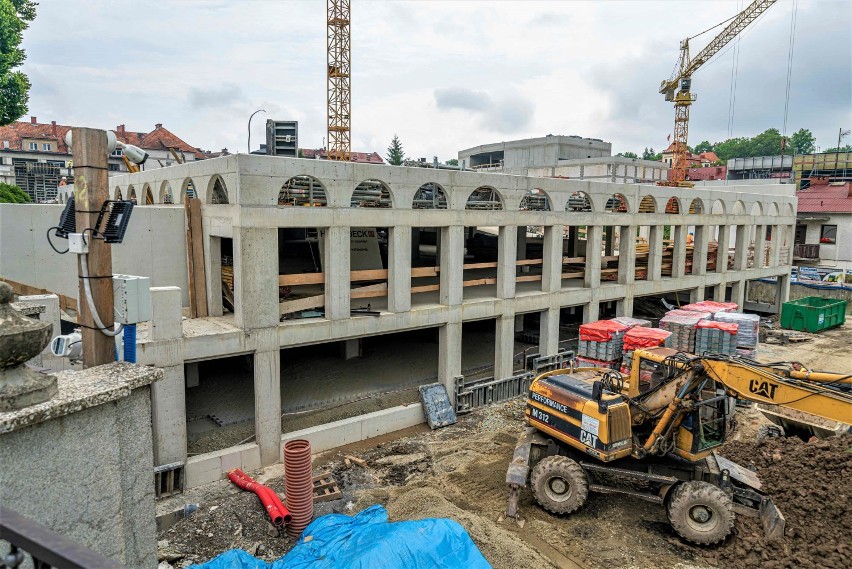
[
  {"xmin": 789, "ymin": 128, "xmax": 815, "ymax": 154},
  {"xmin": 385, "ymin": 134, "xmax": 404, "ymax": 165},
  {"xmin": 0, "ymin": 0, "xmax": 37, "ymax": 126},
  {"xmin": 694, "ymin": 140, "xmax": 713, "ymax": 153},
  {"xmin": 823, "ymin": 145, "xmax": 852, "ymax": 153},
  {"xmin": 617, "ymin": 151, "xmax": 638, "ymax": 158},
  {"xmin": 0, "ymin": 182, "xmax": 31, "ymax": 203},
  {"xmin": 445, "ymin": 158, "xmax": 458, "ymax": 166},
  {"xmin": 642, "ymin": 147, "xmax": 662, "ymax": 161}
]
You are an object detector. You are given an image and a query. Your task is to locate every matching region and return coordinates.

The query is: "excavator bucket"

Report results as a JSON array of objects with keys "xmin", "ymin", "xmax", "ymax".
[{"xmin": 760, "ymin": 496, "xmax": 786, "ymax": 542}]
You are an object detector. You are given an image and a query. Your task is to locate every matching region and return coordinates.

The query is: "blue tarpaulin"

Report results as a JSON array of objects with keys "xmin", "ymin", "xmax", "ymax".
[{"xmin": 190, "ymin": 505, "xmax": 491, "ymax": 569}]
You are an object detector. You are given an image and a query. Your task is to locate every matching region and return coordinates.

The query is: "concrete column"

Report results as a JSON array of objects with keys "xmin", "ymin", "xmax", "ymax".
[
  {"xmin": 440, "ymin": 226, "xmax": 465, "ymax": 306},
  {"xmin": 648, "ymin": 225, "xmax": 664, "ymax": 281},
  {"xmin": 754, "ymin": 225, "xmax": 767, "ymax": 268},
  {"xmin": 494, "ymin": 316, "xmax": 515, "ymax": 380},
  {"xmin": 388, "ymin": 226, "xmax": 411, "ymax": 312},
  {"xmin": 692, "ymin": 225, "xmax": 709, "ymax": 276},
  {"xmin": 234, "ymin": 227, "xmax": 280, "ymax": 329},
  {"xmin": 539, "ymin": 307, "xmax": 560, "ymax": 356},
  {"xmin": 254, "ymin": 348, "xmax": 281, "ymax": 466},
  {"xmin": 583, "ymin": 301, "xmax": 599, "ymax": 323},
  {"xmin": 341, "ymin": 338, "xmax": 360, "ymax": 360},
  {"xmin": 785, "ymin": 224, "xmax": 796, "ymax": 265},
  {"xmin": 604, "ymin": 226, "xmax": 615, "ymax": 257},
  {"xmin": 671, "ymin": 225, "xmax": 687, "ymax": 278},
  {"xmin": 497, "ymin": 225, "xmax": 518, "ymax": 299},
  {"xmin": 542, "ymin": 224, "xmax": 564, "ymax": 292},
  {"xmin": 618, "ymin": 225, "xmax": 637, "ymax": 285},
  {"xmin": 323, "ymin": 226, "xmax": 350, "ymax": 320},
  {"xmin": 438, "ymin": 321, "xmax": 462, "ymax": 404},
  {"xmin": 731, "ymin": 280, "xmax": 746, "ymax": 310},
  {"xmin": 148, "ymin": 286, "xmax": 187, "ymax": 466},
  {"xmin": 716, "ymin": 225, "xmax": 730, "ymax": 273},
  {"xmin": 205, "ymin": 235, "xmax": 223, "ymax": 317},
  {"xmin": 615, "ymin": 297, "xmax": 633, "ymax": 317},
  {"xmin": 733, "ymin": 225, "xmax": 749, "ymax": 271},
  {"xmin": 776, "ymin": 274, "xmax": 791, "ymax": 312},
  {"xmin": 515, "ymin": 313, "xmax": 524, "ymax": 332},
  {"xmin": 769, "ymin": 225, "xmax": 781, "ymax": 267},
  {"xmin": 689, "ymin": 286, "xmax": 705, "ymax": 303},
  {"xmin": 584, "ymin": 225, "xmax": 602, "ymax": 288}
]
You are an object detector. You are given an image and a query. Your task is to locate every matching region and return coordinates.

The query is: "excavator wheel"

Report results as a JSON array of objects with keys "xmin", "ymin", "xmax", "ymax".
[
  {"xmin": 666, "ymin": 481, "xmax": 734, "ymax": 545},
  {"xmin": 530, "ymin": 456, "xmax": 588, "ymax": 515}
]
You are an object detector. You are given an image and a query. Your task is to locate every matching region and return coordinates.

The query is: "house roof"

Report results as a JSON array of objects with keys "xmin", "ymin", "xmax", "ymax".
[
  {"xmin": 796, "ymin": 183, "xmax": 852, "ymax": 213},
  {"xmin": 0, "ymin": 117, "xmax": 208, "ymax": 159},
  {"xmin": 300, "ymin": 148, "xmax": 384, "ymax": 164},
  {"xmin": 662, "ymin": 144, "xmax": 719, "ymax": 164}
]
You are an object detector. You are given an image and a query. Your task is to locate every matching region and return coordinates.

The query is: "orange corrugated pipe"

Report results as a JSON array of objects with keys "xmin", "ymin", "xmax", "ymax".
[{"xmin": 227, "ymin": 469, "xmax": 292, "ymax": 526}]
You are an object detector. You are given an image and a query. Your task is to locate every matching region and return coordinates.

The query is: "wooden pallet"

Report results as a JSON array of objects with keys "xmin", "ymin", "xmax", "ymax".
[{"xmin": 312, "ymin": 472, "xmax": 341, "ymax": 503}]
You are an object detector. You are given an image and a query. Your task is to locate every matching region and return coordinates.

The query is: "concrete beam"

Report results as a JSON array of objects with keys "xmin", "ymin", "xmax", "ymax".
[
  {"xmin": 440, "ymin": 226, "xmax": 464, "ymax": 306},
  {"xmin": 438, "ymin": 321, "xmax": 462, "ymax": 404},
  {"xmin": 584, "ymin": 225, "xmax": 602, "ymax": 289},
  {"xmin": 323, "ymin": 226, "xmax": 350, "ymax": 320},
  {"xmin": 618, "ymin": 225, "xmax": 637, "ymax": 286}
]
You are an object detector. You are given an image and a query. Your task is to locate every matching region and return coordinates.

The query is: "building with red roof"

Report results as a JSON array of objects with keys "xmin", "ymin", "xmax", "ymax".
[
  {"xmin": 299, "ymin": 148, "xmax": 384, "ymax": 164},
  {"xmin": 793, "ymin": 181, "xmax": 852, "ymax": 273}
]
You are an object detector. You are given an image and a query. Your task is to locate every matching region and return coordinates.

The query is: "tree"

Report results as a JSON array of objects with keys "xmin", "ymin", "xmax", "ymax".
[
  {"xmin": 445, "ymin": 158, "xmax": 458, "ymax": 166},
  {"xmin": 823, "ymin": 145, "xmax": 852, "ymax": 153},
  {"xmin": 0, "ymin": 182, "xmax": 31, "ymax": 203},
  {"xmin": 0, "ymin": 0, "xmax": 37, "ymax": 126},
  {"xmin": 694, "ymin": 140, "xmax": 714, "ymax": 154},
  {"xmin": 386, "ymin": 134, "xmax": 404, "ymax": 166},
  {"xmin": 617, "ymin": 151, "xmax": 638, "ymax": 159},
  {"xmin": 789, "ymin": 128, "xmax": 815, "ymax": 154},
  {"xmin": 643, "ymin": 147, "xmax": 662, "ymax": 161}
]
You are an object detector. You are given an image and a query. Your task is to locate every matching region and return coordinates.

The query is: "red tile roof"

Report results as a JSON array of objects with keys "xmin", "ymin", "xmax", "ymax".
[
  {"xmin": 300, "ymin": 148, "xmax": 384, "ymax": 164},
  {"xmin": 796, "ymin": 183, "xmax": 852, "ymax": 213}
]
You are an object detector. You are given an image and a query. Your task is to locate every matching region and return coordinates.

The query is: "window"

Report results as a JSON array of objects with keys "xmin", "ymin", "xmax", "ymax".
[
  {"xmin": 108, "ymin": 163, "xmax": 120, "ymax": 172},
  {"xmin": 29, "ymin": 142, "xmax": 38, "ymax": 150},
  {"xmin": 820, "ymin": 225, "xmax": 837, "ymax": 244},
  {"xmin": 42, "ymin": 143, "xmax": 52, "ymax": 151},
  {"xmin": 111, "ymin": 148, "xmax": 123, "ymax": 157}
]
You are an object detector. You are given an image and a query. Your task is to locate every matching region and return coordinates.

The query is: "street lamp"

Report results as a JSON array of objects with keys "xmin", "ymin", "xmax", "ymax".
[{"xmin": 247, "ymin": 109, "xmax": 266, "ymax": 154}]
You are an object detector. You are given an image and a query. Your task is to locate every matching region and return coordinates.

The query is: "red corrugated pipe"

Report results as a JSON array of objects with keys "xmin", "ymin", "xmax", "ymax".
[
  {"xmin": 284, "ymin": 439, "xmax": 314, "ymax": 538},
  {"xmin": 227, "ymin": 469, "xmax": 292, "ymax": 526}
]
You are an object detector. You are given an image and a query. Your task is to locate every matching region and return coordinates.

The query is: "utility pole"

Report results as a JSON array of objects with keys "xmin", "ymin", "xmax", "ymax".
[{"xmin": 72, "ymin": 128, "xmax": 115, "ymax": 367}]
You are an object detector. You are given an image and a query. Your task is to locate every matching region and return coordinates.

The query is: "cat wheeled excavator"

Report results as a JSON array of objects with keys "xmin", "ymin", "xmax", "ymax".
[{"xmin": 504, "ymin": 347, "xmax": 852, "ymax": 544}]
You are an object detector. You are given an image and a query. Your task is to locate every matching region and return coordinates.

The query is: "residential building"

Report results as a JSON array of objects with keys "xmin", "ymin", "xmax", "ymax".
[
  {"xmin": 458, "ymin": 135, "xmax": 611, "ymax": 175},
  {"xmin": 661, "ymin": 144, "xmax": 720, "ymax": 168},
  {"xmin": 793, "ymin": 181, "xmax": 852, "ymax": 273}
]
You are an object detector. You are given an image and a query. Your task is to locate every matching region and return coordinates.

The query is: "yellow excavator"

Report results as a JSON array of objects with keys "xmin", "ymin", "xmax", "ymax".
[{"xmin": 505, "ymin": 348, "xmax": 852, "ymax": 544}]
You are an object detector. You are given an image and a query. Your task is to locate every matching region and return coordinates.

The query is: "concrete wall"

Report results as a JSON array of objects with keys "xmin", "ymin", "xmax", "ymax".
[
  {"xmin": 458, "ymin": 135, "xmax": 611, "ymax": 174},
  {"xmin": 529, "ymin": 157, "xmax": 667, "ymax": 183},
  {"xmin": 748, "ymin": 279, "xmax": 852, "ymax": 312},
  {"xmin": 0, "ymin": 203, "xmax": 190, "ymax": 306}
]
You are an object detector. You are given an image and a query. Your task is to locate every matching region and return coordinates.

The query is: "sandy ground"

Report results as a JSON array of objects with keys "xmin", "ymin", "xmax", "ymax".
[{"xmin": 160, "ymin": 322, "xmax": 851, "ymax": 568}]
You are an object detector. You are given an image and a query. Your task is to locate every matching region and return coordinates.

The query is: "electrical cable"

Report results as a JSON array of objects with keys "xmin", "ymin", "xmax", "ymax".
[
  {"xmin": 80, "ymin": 252, "xmax": 123, "ymax": 337},
  {"xmin": 781, "ymin": 0, "xmax": 798, "ymax": 138},
  {"xmin": 726, "ymin": 0, "xmax": 742, "ymax": 139},
  {"xmin": 46, "ymin": 227, "xmax": 69, "ymax": 254}
]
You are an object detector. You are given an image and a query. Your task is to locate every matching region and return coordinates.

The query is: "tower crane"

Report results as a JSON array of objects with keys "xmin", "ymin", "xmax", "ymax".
[
  {"xmin": 659, "ymin": 0, "xmax": 777, "ymax": 187},
  {"xmin": 327, "ymin": 0, "xmax": 351, "ymax": 161}
]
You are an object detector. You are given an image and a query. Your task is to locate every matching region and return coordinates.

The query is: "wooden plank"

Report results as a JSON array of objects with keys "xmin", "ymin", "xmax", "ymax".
[
  {"xmin": 411, "ymin": 266, "xmax": 440, "ymax": 278},
  {"xmin": 0, "ymin": 278, "xmax": 78, "ymax": 311},
  {"xmin": 561, "ymin": 272, "xmax": 585, "ymax": 279},
  {"xmin": 462, "ymin": 277, "xmax": 497, "ymax": 287},
  {"xmin": 350, "ymin": 268, "xmax": 389, "ymax": 281},
  {"xmin": 516, "ymin": 258, "xmax": 544, "ymax": 266},
  {"xmin": 279, "ymin": 294, "xmax": 325, "ymax": 314},
  {"xmin": 186, "ymin": 198, "xmax": 208, "ymax": 318},
  {"xmin": 561, "ymin": 256, "xmax": 586, "ymax": 264},
  {"xmin": 515, "ymin": 275, "xmax": 543, "ymax": 283},
  {"xmin": 350, "ymin": 283, "xmax": 388, "ymax": 299},
  {"xmin": 462, "ymin": 261, "xmax": 498, "ymax": 270},
  {"xmin": 411, "ymin": 284, "xmax": 440, "ymax": 294},
  {"xmin": 278, "ymin": 272, "xmax": 324, "ymax": 286}
]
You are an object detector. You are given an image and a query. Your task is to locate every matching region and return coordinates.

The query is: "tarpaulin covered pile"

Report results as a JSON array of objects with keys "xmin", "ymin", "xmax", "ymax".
[
  {"xmin": 610, "ymin": 316, "xmax": 652, "ymax": 329},
  {"xmin": 621, "ymin": 327, "xmax": 671, "ymax": 370},
  {"xmin": 578, "ymin": 320, "xmax": 629, "ymax": 362},
  {"xmin": 681, "ymin": 300, "xmax": 738, "ymax": 316},
  {"xmin": 189, "ymin": 505, "xmax": 491, "ymax": 569}
]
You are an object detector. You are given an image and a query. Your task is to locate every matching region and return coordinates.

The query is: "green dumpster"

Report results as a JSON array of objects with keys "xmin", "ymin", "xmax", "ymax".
[{"xmin": 780, "ymin": 296, "xmax": 847, "ymax": 333}]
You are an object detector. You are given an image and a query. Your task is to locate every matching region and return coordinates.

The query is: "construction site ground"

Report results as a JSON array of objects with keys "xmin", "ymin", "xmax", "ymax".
[{"xmin": 159, "ymin": 322, "xmax": 852, "ymax": 569}]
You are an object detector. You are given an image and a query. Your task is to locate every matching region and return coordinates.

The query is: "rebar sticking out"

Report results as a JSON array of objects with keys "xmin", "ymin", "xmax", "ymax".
[{"xmin": 284, "ymin": 439, "xmax": 314, "ymax": 537}]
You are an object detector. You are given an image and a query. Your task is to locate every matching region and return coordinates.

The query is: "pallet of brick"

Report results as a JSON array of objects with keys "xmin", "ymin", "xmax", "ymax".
[
  {"xmin": 695, "ymin": 320, "xmax": 738, "ymax": 356},
  {"xmin": 576, "ymin": 355, "xmax": 620, "ymax": 370},
  {"xmin": 578, "ymin": 320, "xmax": 629, "ymax": 361},
  {"xmin": 621, "ymin": 327, "xmax": 671, "ymax": 370},
  {"xmin": 714, "ymin": 311, "xmax": 760, "ymax": 351},
  {"xmin": 659, "ymin": 309, "xmax": 711, "ymax": 353},
  {"xmin": 611, "ymin": 316, "xmax": 652, "ymax": 329},
  {"xmin": 681, "ymin": 300, "xmax": 738, "ymax": 317}
]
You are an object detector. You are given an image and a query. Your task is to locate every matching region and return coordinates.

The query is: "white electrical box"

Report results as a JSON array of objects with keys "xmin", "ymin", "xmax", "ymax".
[
  {"xmin": 68, "ymin": 233, "xmax": 89, "ymax": 254},
  {"xmin": 112, "ymin": 274, "xmax": 151, "ymax": 324}
]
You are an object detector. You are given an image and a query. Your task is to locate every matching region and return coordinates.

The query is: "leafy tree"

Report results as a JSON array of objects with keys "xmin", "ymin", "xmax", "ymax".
[
  {"xmin": 0, "ymin": 0, "xmax": 37, "ymax": 126},
  {"xmin": 617, "ymin": 151, "xmax": 638, "ymax": 159},
  {"xmin": 0, "ymin": 182, "xmax": 31, "ymax": 203},
  {"xmin": 823, "ymin": 145, "xmax": 852, "ymax": 153},
  {"xmin": 694, "ymin": 140, "xmax": 713, "ymax": 153},
  {"xmin": 642, "ymin": 147, "xmax": 662, "ymax": 161},
  {"xmin": 385, "ymin": 134, "xmax": 404, "ymax": 166},
  {"xmin": 445, "ymin": 158, "xmax": 458, "ymax": 166},
  {"xmin": 789, "ymin": 128, "xmax": 815, "ymax": 154}
]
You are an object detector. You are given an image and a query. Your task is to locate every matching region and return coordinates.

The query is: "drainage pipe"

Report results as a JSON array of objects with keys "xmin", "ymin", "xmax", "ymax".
[
  {"xmin": 283, "ymin": 439, "xmax": 314, "ymax": 538},
  {"xmin": 227, "ymin": 469, "xmax": 291, "ymax": 526}
]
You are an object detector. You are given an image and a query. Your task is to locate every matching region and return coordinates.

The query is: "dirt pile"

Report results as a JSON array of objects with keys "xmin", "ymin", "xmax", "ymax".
[{"xmin": 706, "ymin": 435, "xmax": 852, "ymax": 568}]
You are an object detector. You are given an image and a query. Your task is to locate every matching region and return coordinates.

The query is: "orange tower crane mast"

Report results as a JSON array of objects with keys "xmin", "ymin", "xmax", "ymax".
[
  {"xmin": 659, "ymin": 0, "xmax": 777, "ymax": 187},
  {"xmin": 327, "ymin": 0, "xmax": 351, "ymax": 161}
]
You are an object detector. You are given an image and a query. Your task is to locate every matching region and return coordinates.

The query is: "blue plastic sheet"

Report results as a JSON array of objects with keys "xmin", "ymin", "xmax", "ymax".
[{"xmin": 190, "ymin": 505, "xmax": 491, "ymax": 569}]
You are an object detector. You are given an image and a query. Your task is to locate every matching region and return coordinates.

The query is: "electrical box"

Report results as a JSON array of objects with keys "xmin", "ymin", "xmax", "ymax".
[
  {"xmin": 265, "ymin": 120, "xmax": 298, "ymax": 157},
  {"xmin": 112, "ymin": 274, "xmax": 151, "ymax": 324},
  {"xmin": 68, "ymin": 233, "xmax": 89, "ymax": 254}
]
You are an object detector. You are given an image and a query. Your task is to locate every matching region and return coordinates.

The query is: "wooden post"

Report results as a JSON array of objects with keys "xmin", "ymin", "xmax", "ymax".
[{"xmin": 72, "ymin": 128, "xmax": 115, "ymax": 367}]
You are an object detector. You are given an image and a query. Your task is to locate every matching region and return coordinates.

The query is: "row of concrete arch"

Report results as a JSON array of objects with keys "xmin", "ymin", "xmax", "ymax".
[{"xmin": 62, "ymin": 173, "xmax": 793, "ymax": 217}]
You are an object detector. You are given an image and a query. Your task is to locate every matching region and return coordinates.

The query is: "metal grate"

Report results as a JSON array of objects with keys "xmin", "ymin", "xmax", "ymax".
[
  {"xmin": 454, "ymin": 372, "xmax": 533, "ymax": 414},
  {"xmin": 154, "ymin": 462, "xmax": 185, "ymax": 499}
]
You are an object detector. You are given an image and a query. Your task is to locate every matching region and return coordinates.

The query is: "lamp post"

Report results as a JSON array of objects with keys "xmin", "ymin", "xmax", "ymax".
[{"xmin": 247, "ymin": 109, "xmax": 266, "ymax": 154}]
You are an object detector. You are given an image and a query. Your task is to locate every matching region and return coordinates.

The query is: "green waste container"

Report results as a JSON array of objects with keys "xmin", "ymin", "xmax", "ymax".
[{"xmin": 780, "ymin": 296, "xmax": 847, "ymax": 333}]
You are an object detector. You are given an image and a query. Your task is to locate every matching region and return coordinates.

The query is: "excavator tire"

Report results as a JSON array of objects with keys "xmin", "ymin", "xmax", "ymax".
[
  {"xmin": 530, "ymin": 456, "xmax": 588, "ymax": 515},
  {"xmin": 667, "ymin": 481, "xmax": 734, "ymax": 545}
]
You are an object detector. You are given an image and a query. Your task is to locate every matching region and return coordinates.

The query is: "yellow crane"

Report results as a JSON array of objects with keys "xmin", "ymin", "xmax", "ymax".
[
  {"xmin": 659, "ymin": 0, "xmax": 777, "ymax": 187},
  {"xmin": 327, "ymin": 0, "xmax": 351, "ymax": 161}
]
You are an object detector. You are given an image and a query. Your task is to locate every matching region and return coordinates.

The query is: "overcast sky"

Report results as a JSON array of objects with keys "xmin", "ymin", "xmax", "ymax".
[{"xmin": 21, "ymin": 0, "xmax": 851, "ymax": 160}]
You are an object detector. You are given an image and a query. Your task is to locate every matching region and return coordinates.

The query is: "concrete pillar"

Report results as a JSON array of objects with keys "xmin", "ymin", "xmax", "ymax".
[
  {"xmin": 754, "ymin": 225, "xmax": 767, "ymax": 268},
  {"xmin": 769, "ymin": 225, "xmax": 781, "ymax": 267},
  {"xmin": 692, "ymin": 225, "xmax": 709, "ymax": 276},
  {"xmin": 148, "ymin": 286, "xmax": 187, "ymax": 466},
  {"xmin": 438, "ymin": 321, "xmax": 462, "ymax": 404},
  {"xmin": 539, "ymin": 307, "xmax": 560, "ymax": 357},
  {"xmin": 618, "ymin": 225, "xmax": 637, "ymax": 285},
  {"xmin": 254, "ymin": 347, "xmax": 281, "ymax": 466},
  {"xmin": 648, "ymin": 225, "xmax": 664, "ymax": 281},
  {"xmin": 731, "ymin": 280, "xmax": 746, "ymax": 310},
  {"xmin": 583, "ymin": 301, "xmax": 599, "ymax": 323},
  {"xmin": 388, "ymin": 226, "xmax": 411, "ymax": 312},
  {"xmin": 716, "ymin": 225, "xmax": 730, "ymax": 273},
  {"xmin": 689, "ymin": 286, "xmax": 705, "ymax": 303},
  {"xmin": 440, "ymin": 226, "xmax": 464, "ymax": 306},
  {"xmin": 234, "ymin": 227, "xmax": 280, "ymax": 329},
  {"xmin": 733, "ymin": 225, "xmax": 749, "ymax": 271},
  {"xmin": 615, "ymin": 297, "xmax": 633, "ymax": 317},
  {"xmin": 494, "ymin": 316, "xmax": 515, "ymax": 380},
  {"xmin": 584, "ymin": 225, "xmax": 602, "ymax": 289},
  {"xmin": 341, "ymin": 338, "xmax": 360, "ymax": 360},
  {"xmin": 712, "ymin": 282, "xmax": 726, "ymax": 302},
  {"xmin": 671, "ymin": 225, "xmax": 687, "ymax": 278},
  {"xmin": 542, "ymin": 224, "xmax": 564, "ymax": 292},
  {"xmin": 515, "ymin": 313, "xmax": 524, "ymax": 332},
  {"xmin": 323, "ymin": 226, "xmax": 350, "ymax": 320},
  {"xmin": 776, "ymin": 274, "xmax": 791, "ymax": 312},
  {"xmin": 205, "ymin": 235, "xmax": 223, "ymax": 317},
  {"xmin": 497, "ymin": 225, "xmax": 518, "ymax": 299}
]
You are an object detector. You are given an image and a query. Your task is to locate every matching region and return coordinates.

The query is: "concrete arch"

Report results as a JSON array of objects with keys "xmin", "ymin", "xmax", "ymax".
[
  {"xmin": 688, "ymin": 198, "xmax": 704, "ymax": 214},
  {"xmin": 732, "ymin": 200, "xmax": 746, "ymax": 215},
  {"xmin": 180, "ymin": 178, "xmax": 197, "ymax": 203},
  {"xmin": 605, "ymin": 193, "xmax": 629, "ymax": 213},
  {"xmin": 413, "ymin": 182, "xmax": 448, "ymax": 209},
  {"xmin": 465, "ymin": 186, "xmax": 503, "ymax": 210},
  {"xmin": 785, "ymin": 203, "xmax": 795, "ymax": 217},
  {"xmin": 128, "ymin": 185, "xmax": 137, "ymax": 203},
  {"xmin": 638, "ymin": 195, "xmax": 656, "ymax": 213},
  {"xmin": 279, "ymin": 175, "xmax": 327, "ymax": 206},
  {"xmin": 664, "ymin": 196, "xmax": 681, "ymax": 214},
  {"xmin": 749, "ymin": 202, "xmax": 763, "ymax": 216},
  {"xmin": 566, "ymin": 191, "xmax": 593, "ymax": 212},
  {"xmin": 159, "ymin": 181, "xmax": 174, "ymax": 204},
  {"xmin": 519, "ymin": 188, "xmax": 551, "ymax": 211},
  {"xmin": 143, "ymin": 183, "xmax": 154, "ymax": 205},
  {"xmin": 711, "ymin": 199, "xmax": 725, "ymax": 215},
  {"xmin": 114, "ymin": 187, "xmax": 123, "ymax": 200},
  {"xmin": 767, "ymin": 202, "xmax": 780, "ymax": 216},
  {"xmin": 207, "ymin": 174, "xmax": 229, "ymax": 204},
  {"xmin": 351, "ymin": 179, "xmax": 392, "ymax": 208}
]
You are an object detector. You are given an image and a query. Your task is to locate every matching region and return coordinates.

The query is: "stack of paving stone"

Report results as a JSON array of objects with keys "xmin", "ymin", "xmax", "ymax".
[
  {"xmin": 611, "ymin": 316, "xmax": 652, "ymax": 329},
  {"xmin": 578, "ymin": 319, "xmax": 629, "ymax": 367},
  {"xmin": 694, "ymin": 320, "xmax": 739, "ymax": 356},
  {"xmin": 621, "ymin": 327, "xmax": 672, "ymax": 371},
  {"xmin": 714, "ymin": 311, "xmax": 760, "ymax": 358},
  {"xmin": 660, "ymin": 309, "xmax": 711, "ymax": 353},
  {"xmin": 681, "ymin": 300, "xmax": 739, "ymax": 317}
]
